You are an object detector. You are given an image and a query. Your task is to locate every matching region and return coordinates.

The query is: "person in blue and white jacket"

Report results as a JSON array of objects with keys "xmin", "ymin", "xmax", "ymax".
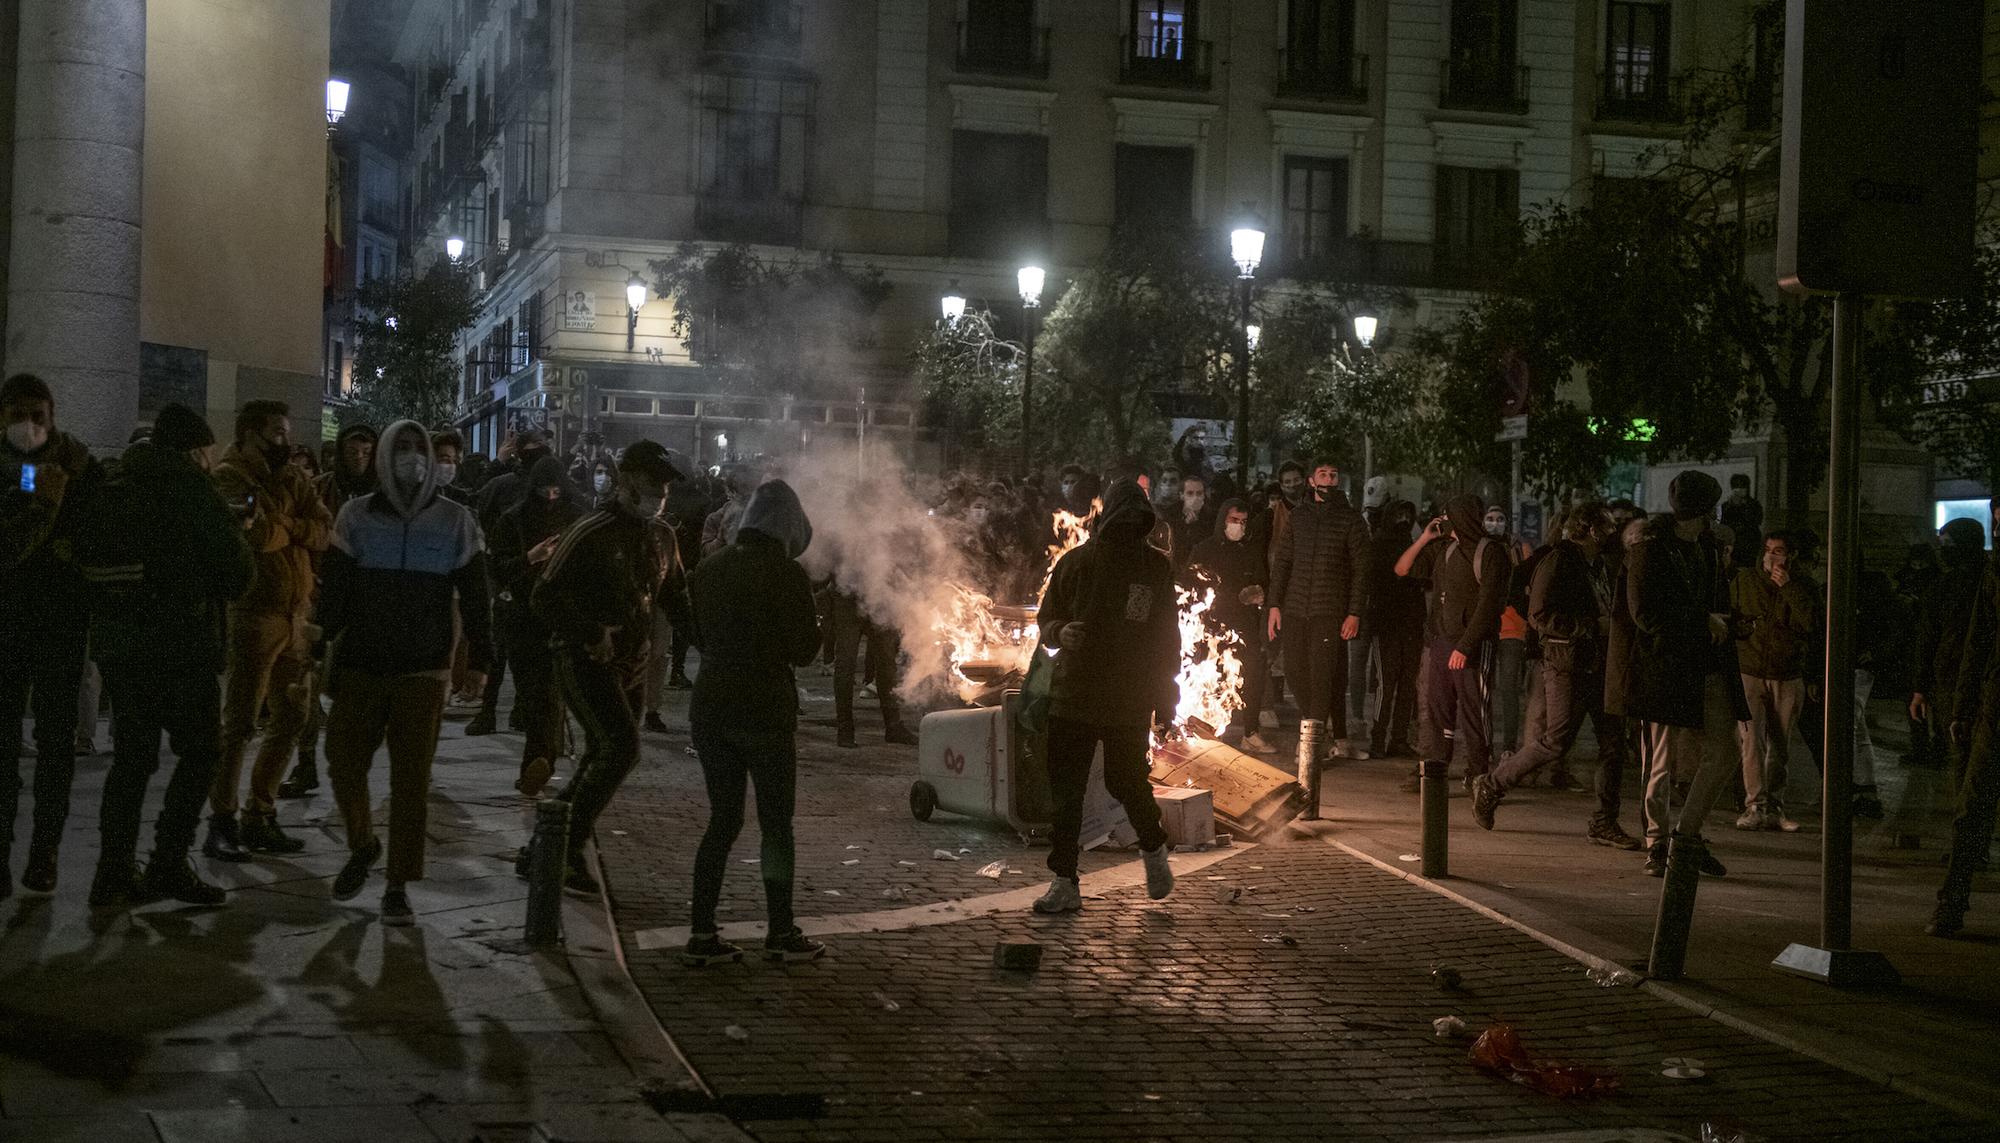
[{"xmin": 317, "ymin": 419, "xmax": 492, "ymax": 925}]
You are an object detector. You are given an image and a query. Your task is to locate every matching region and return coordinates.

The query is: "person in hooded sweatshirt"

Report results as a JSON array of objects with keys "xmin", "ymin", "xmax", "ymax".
[
  {"xmin": 488, "ymin": 455, "xmax": 582, "ymax": 797},
  {"xmin": 1029, "ymin": 478, "xmax": 1180, "ymax": 916},
  {"xmin": 533, "ymin": 440, "xmax": 688, "ymax": 895},
  {"xmin": 1931, "ymin": 503, "xmax": 2000, "ymax": 938},
  {"xmin": 1395, "ymin": 494, "xmax": 1509, "ymax": 789},
  {"xmin": 469, "ymin": 428, "xmax": 559, "ymax": 736},
  {"xmin": 676, "ymin": 479, "xmax": 825, "ymax": 966},
  {"xmin": 319, "ymin": 420, "xmax": 493, "ymax": 925},
  {"xmin": 316, "ymin": 423, "xmax": 377, "ymax": 519},
  {"xmin": 1185, "ymin": 498, "xmax": 1274, "ymax": 754},
  {"xmin": 1367, "ymin": 500, "xmax": 1424, "ymax": 757},
  {"xmin": 0, "ymin": 373, "xmax": 102, "ymax": 895}
]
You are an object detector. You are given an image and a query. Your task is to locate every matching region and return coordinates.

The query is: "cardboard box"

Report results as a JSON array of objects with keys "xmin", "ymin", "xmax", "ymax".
[{"xmin": 1152, "ymin": 785, "xmax": 1215, "ymax": 848}]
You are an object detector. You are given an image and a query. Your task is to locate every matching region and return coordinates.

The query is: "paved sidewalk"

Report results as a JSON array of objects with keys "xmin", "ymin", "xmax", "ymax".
[
  {"xmin": 597, "ymin": 680, "xmax": 2000, "ymax": 1143},
  {"xmin": 0, "ymin": 708, "xmax": 743, "ymax": 1143}
]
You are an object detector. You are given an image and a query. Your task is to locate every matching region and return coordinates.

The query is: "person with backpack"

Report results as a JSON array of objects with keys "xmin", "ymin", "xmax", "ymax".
[
  {"xmin": 78, "ymin": 405, "xmax": 254, "ymax": 907},
  {"xmin": 1394, "ymin": 495, "xmax": 1509, "ymax": 790}
]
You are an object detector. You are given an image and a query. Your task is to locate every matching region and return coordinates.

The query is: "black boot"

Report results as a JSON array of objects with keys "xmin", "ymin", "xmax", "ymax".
[
  {"xmin": 465, "ymin": 709, "xmax": 497, "ymax": 736},
  {"xmin": 884, "ymin": 723, "xmax": 919, "ymax": 747},
  {"xmin": 1928, "ymin": 895, "xmax": 1968, "ymax": 939},
  {"xmin": 277, "ymin": 762, "xmax": 319, "ymax": 798},
  {"xmin": 203, "ymin": 813, "xmax": 253, "ymax": 863},
  {"xmin": 89, "ymin": 861, "xmax": 145, "ymax": 909},
  {"xmin": 642, "ymin": 711, "xmax": 669, "ymax": 733},
  {"xmin": 241, "ymin": 811, "xmax": 307, "ymax": 855},
  {"xmin": 836, "ymin": 725, "xmax": 857, "ymax": 749},
  {"xmin": 20, "ymin": 844, "xmax": 58, "ymax": 894},
  {"xmin": 141, "ymin": 856, "xmax": 227, "ymax": 906}
]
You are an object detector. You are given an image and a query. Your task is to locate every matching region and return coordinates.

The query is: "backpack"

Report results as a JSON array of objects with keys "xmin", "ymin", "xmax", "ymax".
[
  {"xmin": 73, "ymin": 458, "xmax": 168, "ymax": 620},
  {"xmin": 1445, "ymin": 536, "xmax": 1508, "ymax": 585}
]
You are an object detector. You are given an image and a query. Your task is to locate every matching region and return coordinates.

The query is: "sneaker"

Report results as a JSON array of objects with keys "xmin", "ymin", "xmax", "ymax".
[
  {"xmin": 1698, "ymin": 850, "xmax": 1727, "ymax": 877},
  {"xmin": 75, "ymin": 736, "xmax": 99, "ymax": 756},
  {"xmin": 517, "ymin": 756, "xmax": 553, "ymax": 798},
  {"xmin": 464, "ymin": 710, "xmax": 497, "ymax": 736},
  {"xmin": 1772, "ymin": 815, "xmax": 1802, "ymax": 833},
  {"xmin": 1141, "ymin": 844, "xmax": 1174, "ymax": 900},
  {"xmin": 763, "ymin": 927, "xmax": 826, "ymax": 962},
  {"xmin": 1927, "ymin": 899, "xmax": 1967, "ymax": 939},
  {"xmin": 277, "ymin": 769, "xmax": 319, "ymax": 799},
  {"xmin": 1644, "ymin": 844, "xmax": 1668, "ymax": 877},
  {"xmin": 1470, "ymin": 774, "xmax": 1502, "ymax": 831},
  {"xmin": 1032, "ymin": 877, "xmax": 1082, "ymax": 914},
  {"xmin": 241, "ymin": 812, "xmax": 306, "ymax": 855},
  {"xmin": 1549, "ymin": 768, "xmax": 1580, "ymax": 792},
  {"xmin": 1329, "ymin": 740, "xmax": 1351, "ymax": 760},
  {"xmin": 1587, "ymin": 821, "xmax": 1644, "ymax": 851},
  {"xmin": 202, "ymin": 813, "xmax": 252, "ymax": 863},
  {"xmin": 141, "ymin": 857, "xmax": 227, "ymax": 906},
  {"xmin": 1242, "ymin": 732, "xmax": 1277, "ymax": 755},
  {"xmin": 642, "ymin": 711, "xmax": 669, "ymax": 733},
  {"xmin": 380, "ymin": 887, "xmax": 415, "ymax": 926},
  {"xmin": 332, "ymin": 836, "xmax": 382, "ymax": 901},
  {"xmin": 563, "ymin": 860, "xmax": 601, "ymax": 897},
  {"xmin": 505, "ymin": 708, "xmax": 528, "ymax": 731},
  {"xmin": 20, "ymin": 847, "xmax": 57, "ymax": 894},
  {"xmin": 668, "ymin": 672, "xmax": 694, "ymax": 691},
  {"xmin": 88, "ymin": 862, "xmax": 144, "ymax": 909},
  {"xmin": 885, "ymin": 725, "xmax": 920, "ymax": 747},
  {"xmin": 1258, "ymin": 710, "xmax": 1279, "ymax": 730},
  {"xmin": 681, "ymin": 932, "xmax": 744, "ymax": 966},
  {"xmin": 1346, "ymin": 742, "xmax": 1371, "ymax": 761},
  {"xmin": 1735, "ymin": 808, "xmax": 1769, "ymax": 830}
]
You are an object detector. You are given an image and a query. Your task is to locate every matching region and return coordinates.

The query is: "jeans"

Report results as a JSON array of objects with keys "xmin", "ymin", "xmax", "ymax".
[
  {"xmin": 1045, "ymin": 716, "xmax": 1168, "ymax": 881},
  {"xmin": 1281, "ymin": 615, "xmax": 1348, "ymax": 737},
  {"xmin": 214, "ymin": 609, "xmax": 312, "ymax": 817},
  {"xmin": 98, "ymin": 660, "xmax": 221, "ymax": 870},
  {"xmin": 689, "ymin": 721, "xmax": 798, "ymax": 935},
  {"xmin": 1491, "ymin": 661, "xmax": 1627, "ymax": 827},
  {"xmin": 1737, "ymin": 674, "xmax": 1804, "ymax": 813},
  {"xmin": 0, "ymin": 601, "xmax": 88, "ymax": 857},
  {"xmin": 1420, "ymin": 637, "xmax": 1493, "ymax": 776},
  {"xmin": 1493, "ymin": 638, "xmax": 1528, "ymax": 753},
  {"xmin": 1940, "ymin": 703, "xmax": 2000, "ymax": 908},
  {"xmin": 1640, "ymin": 673, "xmax": 1741, "ymax": 848},
  {"xmin": 832, "ymin": 593, "xmax": 905, "ymax": 735},
  {"xmin": 1372, "ymin": 623, "xmax": 1421, "ymax": 749},
  {"xmin": 554, "ymin": 650, "xmax": 643, "ymax": 858},
  {"xmin": 326, "ymin": 670, "xmax": 448, "ymax": 883}
]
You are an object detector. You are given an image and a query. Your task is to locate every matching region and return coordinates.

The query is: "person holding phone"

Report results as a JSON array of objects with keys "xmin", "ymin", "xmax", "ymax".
[{"xmin": 0, "ymin": 373, "xmax": 103, "ymax": 895}]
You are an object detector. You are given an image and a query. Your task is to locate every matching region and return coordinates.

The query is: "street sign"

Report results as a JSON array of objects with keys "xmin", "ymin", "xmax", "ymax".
[
  {"xmin": 1494, "ymin": 414, "xmax": 1528, "ymax": 443},
  {"xmin": 1777, "ymin": 0, "xmax": 1981, "ymax": 297}
]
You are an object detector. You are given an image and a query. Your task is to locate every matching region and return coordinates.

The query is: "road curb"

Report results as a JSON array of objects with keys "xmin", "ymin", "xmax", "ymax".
[{"xmin": 1323, "ymin": 836, "xmax": 2000, "ymax": 1127}]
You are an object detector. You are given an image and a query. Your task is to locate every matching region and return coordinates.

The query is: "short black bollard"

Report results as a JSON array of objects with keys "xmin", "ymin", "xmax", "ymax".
[
  {"xmin": 1648, "ymin": 831, "xmax": 1706, "ymax": 980},
  {"xmin": 1420, "ymin": 759, "xmax": 1449, "ymax": 878},
  {"xmin": 525, "ymin": 797, "xmax": 572, "ymax": 948}
]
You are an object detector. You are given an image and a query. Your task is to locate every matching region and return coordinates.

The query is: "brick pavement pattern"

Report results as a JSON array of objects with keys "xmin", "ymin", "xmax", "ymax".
[{"xmin": 601, "ymin": 689, "xmax": 2000, "ymax": 1143}]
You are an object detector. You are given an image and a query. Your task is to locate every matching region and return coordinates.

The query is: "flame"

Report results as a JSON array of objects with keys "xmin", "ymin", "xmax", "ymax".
[{"xmin": 1169, "ymin": 581, "xmax": 1246, "ymax": 739}]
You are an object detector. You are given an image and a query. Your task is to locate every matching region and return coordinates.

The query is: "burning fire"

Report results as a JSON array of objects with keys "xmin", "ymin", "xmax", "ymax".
[{"xmin": 1171, "ymin": 582, "xmax": 1246, "ymax": 737}]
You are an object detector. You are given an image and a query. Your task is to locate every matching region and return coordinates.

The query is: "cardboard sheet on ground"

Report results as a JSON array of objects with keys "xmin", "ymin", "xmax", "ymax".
[{"xmin": 1150, "ymin": 736, "xmax": 1305, "ymax": 838}]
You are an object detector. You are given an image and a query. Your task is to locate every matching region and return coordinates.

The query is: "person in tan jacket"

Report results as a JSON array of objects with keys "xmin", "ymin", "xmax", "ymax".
[{"xmin": 205, "ymin": 400, "xmax": 331, "ymax": 861}]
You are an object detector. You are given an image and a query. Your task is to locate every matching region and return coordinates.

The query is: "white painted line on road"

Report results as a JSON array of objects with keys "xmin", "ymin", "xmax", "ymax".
[{"xmin": 629, "ymin": 844, "xmax": 1259, "ymax": 951}]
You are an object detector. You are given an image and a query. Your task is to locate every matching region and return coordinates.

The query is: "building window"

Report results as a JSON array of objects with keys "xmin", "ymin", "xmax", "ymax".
[
  {"xmin": 948, "ymin": 130, "xmax": 1049, "ymax": 259},
  {"xmin": 704, "ymin": 0, "xmax": 802, "ymax": 56},
  {"xmin": 1123, "ymin": 0, "xmax": 1209, "ymax": 87},
  {"xmin": 1282, "ymin": 155, "xmax": 1350, "ymax": 271},
  {"xmin": 1113, "ymin": 144, "xmax": 1195, "ymax": 230},
  {"xmin": 1443, "ymin": 0, "xmax": 1523, "ymax": 111},
  {"xmin": 1435, "ymin": 165, "xmax": 1519, "ymax": 278},
  {"xmin": 1282, "ymin": 0, "xmax": 1358, "ymax": 93},
  {"xmin": 697, "ymin": 74, "xmax": 811, "ymax": 243},
  {"xmin": 1604, "ymin": 1, "xmax": 1670, "ymax": 108},
  {"xmin": 959, "ymin": 0, "xmax": 1046, "ymax": 77}
]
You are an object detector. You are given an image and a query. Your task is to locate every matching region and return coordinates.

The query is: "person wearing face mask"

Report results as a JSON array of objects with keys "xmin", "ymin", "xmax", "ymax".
[
  {"xmin": 319, "ymin": 421, "xmax": 492, "ymax": 925},
  {"xmin": 316, "ymin": 424, "xmax": 377, "ymax": 520},
  {"xmin": 591, "ymin": 459, "xmax": 614, "ymax": 503},
  {"xmin": 1268, "ymin": 461, "xmax": 1371, "ymax": 817},
  {"xmin": 488, "ymin": 456, "xmax": 582, "ymax": 796},
  {"xmin": 0, "ymin": 373, "xmax": 104, "ymax": 895},
  {"xmin": 1726, "ymin": 531, "xmax": 1817, "ymax": 834},
  {"xmin": 430, "ymin": 430, "xmax": 468, "ymax": 506},
  {"xmin": 1366, "ymin": 500, "xmax": 1425, "ymax": 758},
  {"xmin": 1395, "ymin": 494, "xmax": 1510, "ymax": 793},
  {"xmin": 1186, "ymin": 500, "xmax": 1274, "ymax": 753},
  {"xmin": 1166, "ymin": 474, "xmax": 1213, "ymax": 572},
  {"xmin": 204, "ymin": 400, "xmax": 331, "ymax": 863},
  {"xmin": 466, "ymin": 428, "xmax": 558, "ymax": 737},
  {"xmin": 1056, "ymin": 463, "xmax": 1091, "ymax": 517},
  {"xmin": 1483, "ymin": 507, "xmax": 1534, "ymax": 759},
  {"xmin": 532, "ymin": 440, "xmax": 688, "ymax": 895}
]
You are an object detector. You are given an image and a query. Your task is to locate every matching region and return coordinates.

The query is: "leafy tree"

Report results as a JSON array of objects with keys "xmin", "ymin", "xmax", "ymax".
[
  {"xmin": 650, "ymin": 243, "xmax": 891, "ymax": 400},
  {"xmin": 349, "ymin": 263, "xmax": 481, "ymax": 428},
  {"xmin": 1870, "ymin": 235, "xmax": 2000, "ymax": 491},
  {"xmin": 912, "ymin": 306, "xmax": 1024, "ymax": 467}
]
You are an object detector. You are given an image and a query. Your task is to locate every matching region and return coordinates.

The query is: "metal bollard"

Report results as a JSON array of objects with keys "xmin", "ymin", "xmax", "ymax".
[
  {"xmin": 1648, "ymin": 831, "xmax": 1705, "ymax": 980},
  {"xmin": 1297, "ymin": 720, "xmax": 1322, "ymax": 821},
  {"xmin": 524, "ymin": 797, "xmax": 572, "ymax": 948},
  {"xmin": 1420, "ymin": 759, "xmax": 1449, "ymax": 878}
]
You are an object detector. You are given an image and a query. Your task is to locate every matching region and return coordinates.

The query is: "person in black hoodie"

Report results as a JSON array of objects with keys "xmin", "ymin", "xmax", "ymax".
[
  {"xmin": 1367, "ymin": 500, "xmax": 1423, "ymax": 757},
  {"xmin": 468, "ymin": 428, "xmax": 559, "ymax": 736},
  {"xmin": 1186, "ymin": 498, "xmax": 1273, "ymax": 753},
  {"xmin": 533, "ymin": 440, "xmax": 687, "ymax": 894},
  {"xmin": 1932, "ymin": 506, "xmax": 2000, "ymax": 938},
  {"xmin": 1030, "ymin": 479, "xmax": 1180, "ymax": 915},
  {"xmin": 1911, "ymin": 517, "xmax": 1989, "ymax": 786},
  {"xmin": 1268, "ymin": 461, "xmax": 1370, "ymax": 819},
  {"xmin": 487, "ymin": 455, "xmax": 581, "ymax": 796},
  {"xmin": 1395, "ymin": 494, "xmax": 1508, "ymax": 787},
  {"xmin": 677, "ymin": 479, "xmax": 824, "ymax": 965}
]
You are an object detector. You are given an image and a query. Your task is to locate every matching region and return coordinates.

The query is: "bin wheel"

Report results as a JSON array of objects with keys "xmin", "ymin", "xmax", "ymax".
[{"xmin": 909, "ymin": 781, "xmax": 937, "ymax": 822}]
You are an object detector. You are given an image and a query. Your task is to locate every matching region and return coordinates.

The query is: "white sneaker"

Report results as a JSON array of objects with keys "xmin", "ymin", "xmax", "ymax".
[
  {"xmin": 1346, "ymin": 740, "xmax": 1371, "ymax": 760},
  {"xmin": 1258, "ymin": 710, "xmax": 1279, "ymax": 730},
  {"xmin": 1142, "ymin": 844, "xmax": 1175, "ymax": 900},
  {"xmin": 1032, "ymin": 877, "xmax": 1081, "ymax": 914},
  {"xmin": 1329, "ymin": 741, "xmax": 1351, "ymax": 759},
  {"xmin": 1772, "ymin": 815, "xmax": 1801, "ymax": 832},
  {"xmin": 1242, "ymin": 732, "xmax": 1278, "ymax": 755},
  {"xmin": 1734, "ymin": 809, "xmax": 1767, "ymax": 830}
]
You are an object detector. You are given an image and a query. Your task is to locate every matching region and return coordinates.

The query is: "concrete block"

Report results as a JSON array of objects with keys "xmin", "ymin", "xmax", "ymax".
[{"xmin": 992, "ymin": 939, "xmax": 1043, "ymax": 971}]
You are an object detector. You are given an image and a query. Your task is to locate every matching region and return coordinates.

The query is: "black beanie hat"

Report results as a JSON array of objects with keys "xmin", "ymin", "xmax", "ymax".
[
  {"xmin": 152, "ymin": 403, "xmax": 215, "ymax": 452},
  {"xmin": 1941, "ymin": 517, "xmax": 1986, "ymax": 550},
  {"xmin": 0, "ymin": 373, "xmax": 53, "ymax": 408},
  {"xmin": 1668, "ymin": 470, "xmax": 1722, "ymax": 521},
  {"xmin": 618, "ymin": 439, "xmax": 686, "ymax": 485}
]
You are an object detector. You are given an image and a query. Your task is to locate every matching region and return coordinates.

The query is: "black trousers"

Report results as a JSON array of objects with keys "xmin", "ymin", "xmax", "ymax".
[
  {"xmin": 479, "ymin": 620, "xmax": 510, "ymax": 716},
  {"xmin": 1045, "ymin": 716, "xmax": 1168, "ymax": 881},
  {"xmin": 1941, "ymin": 710, "xmax": 2000, "ymax": 908},
  {"xmin": 831, "ymin": 594, "xmax": 904, "ymax": 734},
  {"xmin": 0, "ymin": 603, "xmax": 88, "ymax": 857},
  {"xmin": 1420, "ymin": 637, "xmax": 1494, "ymax": 776},
  {"xmin": 1227, "ymin": 629, "xmax": 1267, "ymax": 736},
  {"xmin": 511, "ymin": 630, "xmax": 565, "ymax": 775},
  {"xmin": 689, "ymin": 721, "xmax": 798, "ymax": 935},
  {"xmin": 98, "ymin": 659, "xmax": 222, "ymax": 870},
  {"xmin": 1282, "ymin": 614, "xmax": 1348, "ymax": 736},
  {"xmin": 553, "ymin": 650, "xmax": 642, "ymax": 858},
  {"xmin": 1490, "ymin": 660, "xmax": 1627, "ymax": 827},
  {"xmin": 1373, "ymin": 623, "xmax": 1421, "ymax": 749}
]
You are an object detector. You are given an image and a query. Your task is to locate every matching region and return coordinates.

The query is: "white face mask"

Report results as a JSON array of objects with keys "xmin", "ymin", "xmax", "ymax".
[
  {"xmin": 1224, "ymin": 521, "xmax": 1246, "ymax": 542},
  {"xmin": 6, "ymin": 421, "xmax": 48, "ymax": 453},
  {"xmin": 392, "ymin": 452, "xmax": 429, "ymax": 487},
  {"xmin": 1484, "ymin": 518, "xmax": 1507, "ymax": 537},
  {"xmin": 435, "ymin": 462, "xmax": 458, "ymax": 487},
  {"xmin": 594, "ymin": 473, "xmax": 611, "ymax": 494}
]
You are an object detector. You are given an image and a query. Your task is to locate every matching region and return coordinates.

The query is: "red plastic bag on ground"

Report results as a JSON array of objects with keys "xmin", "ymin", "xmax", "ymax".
[{"xmin": 1468, "ymin": 1024, "xmax": 1621, "ymax": 1098}]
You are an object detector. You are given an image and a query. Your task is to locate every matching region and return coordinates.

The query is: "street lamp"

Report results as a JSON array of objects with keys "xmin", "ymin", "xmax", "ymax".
[
  {"xmin": 445, "ymin": 235, "xmax": 466, "ymax": 263},
  {"xmin": 1229, "ymin": 223, "xmax": 1264, "ymax": 486},
  {"xmin": 1017, "ymin": 265, "xmax": 1045, "ymax": 476},
  {"xmin": 1245, "ymin": 323, "xmax": 1262, "ymax": 352},
  {"xmin": 940, "ymin": 281, "xmax": 967, "ymax": 324},
  {"xmin": 626, "ymin": 272, "xmax": 649, "ymax": 351},
  {"xmin": 326, "ymin": 78, "xmax": 350, "ymax": 127},
  {"xmin": 1351, "ymin": 313, "xmax": 1384, "ymax": 485},
  {"xmin": 1353, "ymin": 313, "xmax": 1378, "ymax": 348}
]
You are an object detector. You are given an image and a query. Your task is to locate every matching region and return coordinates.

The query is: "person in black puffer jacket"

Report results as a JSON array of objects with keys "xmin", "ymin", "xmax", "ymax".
[{"xmin": 1267, "ymin": 461, "xmax": 1370, "ymax": 816}]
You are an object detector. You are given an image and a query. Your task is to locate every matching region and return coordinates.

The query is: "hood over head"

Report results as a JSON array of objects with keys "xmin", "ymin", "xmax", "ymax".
[
  {"xmin": 1444, "ymin": 494, "xmax": 1485, "ymax": 545},
  {"xmin": 1382, "ymin": 498, "xmax": 1418, "ymax": 536},
  {"xmin": 738, "ymin": 478, "xmax": 813, "ymax": 560},
  {"xmin": 1669, "ymin": 470, "xmax": 1723, "ymax": 521},
  {"xmin": 151, "ymin": 403, "xmax": 214, "ymax": 453},
  {"xmin": 1940, "ymin": 517, "xmax": 1987, "ymax": 557},
  {"xmin": 1093, "ymin": 478, "xmax": 1157, "ymax": 547},
  {"xmin": 1211, "ymin": 497, "xmax": 1249, "ymax": 541},
  {"xmin": 373, "ymin": 419, "xmax": 438, "ymax": 520},
  {"xmin": 524, "ymin": 454, "xmax": 569, "ymax": 498}
]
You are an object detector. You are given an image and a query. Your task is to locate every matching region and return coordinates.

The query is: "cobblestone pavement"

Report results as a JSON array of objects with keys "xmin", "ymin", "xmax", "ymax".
[{"xmin": 599, "ymin": 682, "xmax": 2000, "ymax": 1143}]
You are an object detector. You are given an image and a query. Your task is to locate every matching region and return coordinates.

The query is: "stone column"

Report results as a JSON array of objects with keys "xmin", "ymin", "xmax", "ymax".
[{"xmin": 5, "ymin": 0, "xmax": 145, "ymax": 451}]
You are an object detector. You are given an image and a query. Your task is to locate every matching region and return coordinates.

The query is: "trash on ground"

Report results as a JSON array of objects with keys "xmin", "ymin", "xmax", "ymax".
[
  {"xmin": 1663, "ymin": 1064, "xmax": 1708, "ymax": 1081},
  {"xmin": 1587, "ymin": 963, "xmax": 1642, "ymax": 987},
  {"xmin": 898, "ymin": 860, "xmax": 918, "ymax": 867},
  {"xmin": 1259, "ymin": 913, "xmax": 1292, "ymax": 919},
  {"xmin": 1216, "ymin": 886, "xmax": 1243, "ymax": 904},
  {"xmin": 881, "ymin": 886, "xmax": 909, "ymax": 900},
  {"xmin": 958, "ymin": 847, "xmax": 973, "ymax": 854},
  {"xmin": 976, "ymin": 861, "xmax": 1006, "ymax": 879},
  {"xmin": 993, "ymin": 940, "xmax": 1043, "ymax": 970},
  {"xmin": 1431, "ymin": 965, "xmax": 1464, "ymax": 992},
  {"xmin": 841, "ymin": 859, "xmax": 861, "ymax": 866},
  {"xmin": 932, "ymin": 849, "xmax": 960, "ymax": 861},
  {"xmin": 1205, "ymin": 876, "xmax": 1227, "ymax": 881},
  {"xmin": 723, "ymin": 1025, "xmax": 750, "ymax": 1042},
  {"xmin": 1700, "ymin": 1119, "xmax": 1759, "ymax": 1143},
  {"xmin": 822, "ymin": 889, "xmax": 843, "ymax": 896},
  {"xmin": 740, "ymin": 858, "xmax": 760, "ymax": 865},
  {"xmin": 1467, "ymin": 1024, "xmax": 1620, "ymax": 1098},
  {"xmin": 1296, "ymin": 905, "xmax": 1317, "ymax": 913},
  {"xmin": 1398, "ymin": 854, "xmax": 1420, "ymax": 863},
  {"xmin": 846, "ymin": 845, "xmax": 864, "ymax": 850},
  {"xmin": 870, "ymin": 991, "xmax": 901, "ymax": 1012},
  {"xmin": 1256, "ymin": 932, "xmax": 1299, "ymax": 947},
  {"xmin": 610, "ymin": 830, "xmax": 628, "ymax": 836},
  {"xmin": 1432, "ymin": 1015, "xmax": 1468, "ymax": 1040}
]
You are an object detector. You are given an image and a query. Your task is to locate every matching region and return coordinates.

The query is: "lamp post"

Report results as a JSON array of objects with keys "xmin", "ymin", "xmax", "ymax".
[
  {"xmin": 445, "ymin": 235, "xmax": 466, "ymax": 263},
  {"xmin": 625, "ymin": 272, "xmax": 649, "ymax": 352},
  {"xmin": 326, "ymin": 78, "xmax": 350, "ymax": 128},
  {"xmin": 1017, "ymin": 265, "xmax": 1044, "ymax": 476},
  {"xmin": 1352, "ymin": 313, "xmax": 1380, "ymax": 486},
  {"xmin": 1229, "ymin": 225, "xmax": 1265, "ymax": 486},
  {"xmin": 941, "ymin": 281, "xmax": 966, "ymax": 325}
]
